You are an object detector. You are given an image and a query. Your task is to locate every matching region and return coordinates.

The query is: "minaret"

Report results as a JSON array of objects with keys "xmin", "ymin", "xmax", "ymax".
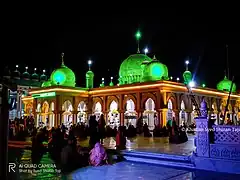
[
  {"xmin": 183, "ymin": 59, "xmax": 192, "ymax": 84},
  {"xmin": 61, "ymin": 52, "xmax": 65, "ymax": 66},
  {"xmin": 86, "ymin": 60, "xmax": 94, "ymax": 88},
  {"xmin": 135, "ymin": 30, "xmax": 141, "ymax": 53},
  {"xmin": 109, "ymin": 77, "xmax": 114, "ymax": 86}
]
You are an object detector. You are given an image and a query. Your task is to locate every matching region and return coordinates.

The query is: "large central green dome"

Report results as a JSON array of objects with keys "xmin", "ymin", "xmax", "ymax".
[
  {"xmin": 50, "ymin": 63, "xmax": 76, "ymax": 87},
  {"xmin": 119, "ymin": 54, "xmax": 152, "ymax": 85}
]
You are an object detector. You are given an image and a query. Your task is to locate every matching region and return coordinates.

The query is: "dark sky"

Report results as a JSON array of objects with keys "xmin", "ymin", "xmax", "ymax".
[{"xmin": 5, "ymin": 10, "xmax": 240, "ymax": 89}]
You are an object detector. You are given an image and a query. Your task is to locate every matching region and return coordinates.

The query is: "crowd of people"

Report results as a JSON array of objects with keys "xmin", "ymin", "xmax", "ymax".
[{"xmin": 8, "ymin": 114, "xmax": 193, "ymax": 174}]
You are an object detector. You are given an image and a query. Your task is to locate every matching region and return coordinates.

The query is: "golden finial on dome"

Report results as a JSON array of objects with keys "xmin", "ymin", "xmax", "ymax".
[
  {"xmin": 153, "ymin": 55, "xmax": 157, "ymax": 60},
  {"xmin": 61, "ymin": 52, "xmax": 64, "ymax": 65}
]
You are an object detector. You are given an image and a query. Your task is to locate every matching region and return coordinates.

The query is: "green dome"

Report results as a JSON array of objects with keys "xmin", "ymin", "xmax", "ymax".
[
  {"xmin": 41, "ymin": 81, "xmax": 51, "ymax": 87},
  {"xmin": 119, "ymin": 54, "xmax": 152, "ymax": 85},
  {"xmin": 86, "ymin": 70, "xmax": 94, "ymax": 78},
  {"xmin": 32, "ymin": 73, "xmax": 39, "ymax": 80},
  {"xmin": 142, "ymin": 60, "xmax": 169, "ymax": 82},
  {"xmin": 22, "ymin": 71, "xmax": 30, "ymax": 79},
  {"xmin": 40, "ymin": 74, "xmax": 47, "ymax": 81},
  {"xmin": 183, "ymin": 70, "xmax": 192, "ymax": 84},
  {"xmin": 217, "ymin": 76, "xmax": 237, "ymax": 92},
  {"xmin": 50, "ymin": 63, "xmax": 76, "ymax": 87}
]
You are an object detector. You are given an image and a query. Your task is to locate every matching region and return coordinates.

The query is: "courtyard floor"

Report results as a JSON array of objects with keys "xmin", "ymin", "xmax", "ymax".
[
  {"xmin": 78, "ymin": 135, "xmax": 195, "ymax": 155},
  {"xmin": 70, "ymin": 161, "xmax": 240, "ymax": 180}
]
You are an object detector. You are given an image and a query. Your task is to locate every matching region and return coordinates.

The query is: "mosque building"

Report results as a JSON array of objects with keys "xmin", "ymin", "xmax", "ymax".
[
  {"xmin": 20, "ymin": 30, "xmax": 240, "ymax": 129},
  {"xmin": 20, "ymin": 48, "xmax": 240, "ymax": 130},
  {"xmin": 1, "ymin": 65, "xmax": 48, "ymax": 119}
]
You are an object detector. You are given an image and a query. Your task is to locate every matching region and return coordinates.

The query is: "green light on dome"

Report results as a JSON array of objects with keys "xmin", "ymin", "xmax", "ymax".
[
  {"xmin": 202, "ymin": 83, "xmax": 206, "ymax": 87},
  {"xmin": 135, "ymin": 31, "xmax": 141, "ymax": 40},
  {"xmin": 32, "ymin": 92, "xmax": 56, "ymax": 98},
  {"xmin": 152, "ymin": 65, "xmax": 163, "ymax": 77},
  {"xmin": 53, "ymin": 71, "xmax": 66, "ymax": 85}
]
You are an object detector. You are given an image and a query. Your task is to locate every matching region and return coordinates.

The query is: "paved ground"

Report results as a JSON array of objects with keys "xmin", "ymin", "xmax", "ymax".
[
  {"xmin": 69, "ymin": 161, "xmax": 240, "ymax": 180},
  {"xmin": 78, "ymin": 135, "xmax": 195, "ymax": 155}
]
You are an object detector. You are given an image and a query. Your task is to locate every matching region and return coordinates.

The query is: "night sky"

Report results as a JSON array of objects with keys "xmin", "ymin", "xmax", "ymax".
[{"xmin": 5, "ymin": 11, "xmax": 240, "ymax": 89}]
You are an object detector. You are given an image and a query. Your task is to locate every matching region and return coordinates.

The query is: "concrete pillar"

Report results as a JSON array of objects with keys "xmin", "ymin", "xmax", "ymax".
[{"xmin": 159, "ymin": 108, "xmax": 168, "ymax": 126}]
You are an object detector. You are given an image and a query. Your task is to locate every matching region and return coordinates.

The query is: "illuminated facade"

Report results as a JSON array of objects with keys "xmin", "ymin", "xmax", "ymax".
[{"xmin": 22, "ymin": 53, "xmax": 240, "ymax": 129}]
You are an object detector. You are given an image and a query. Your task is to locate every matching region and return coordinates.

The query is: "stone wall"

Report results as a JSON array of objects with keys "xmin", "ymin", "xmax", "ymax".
[{"xmin": 193, "ymin": 99, "xmax": 240, "ymax": 174}]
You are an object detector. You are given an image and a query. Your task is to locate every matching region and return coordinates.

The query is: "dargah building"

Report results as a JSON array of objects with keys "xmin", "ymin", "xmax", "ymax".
[{"xmin": 22, "ymin": 52, "xmax": 240, "ymax": 130}]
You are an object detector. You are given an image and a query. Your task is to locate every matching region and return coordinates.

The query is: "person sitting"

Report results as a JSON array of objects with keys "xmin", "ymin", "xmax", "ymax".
[
  {"xmin": 89, "ymin": 141, "xmax": 108, "ymax": 166},
  {"xmin": 61, "ymin": 136, "xmax": 78, "ymax": 173}
]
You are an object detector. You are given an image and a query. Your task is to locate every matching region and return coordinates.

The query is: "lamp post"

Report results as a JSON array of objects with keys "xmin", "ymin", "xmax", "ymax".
[
  {"xmin": 185, "ymin": 60, "xmax": 189, "ymax": 71},
  {"xmin": 144, "ymin": 48, "xmax": 148, "ymax": 55},
  {"xmin": 88, "ymin": 60, "xmax": 92, "ymax": 70}
]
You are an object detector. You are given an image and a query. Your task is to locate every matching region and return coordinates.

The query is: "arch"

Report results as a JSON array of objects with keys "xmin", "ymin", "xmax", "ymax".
[
  {"xmin": 109, "ymin": 100, "xmax": 118, "ymax": 111},
  {"xmin": 180, "ymin": 100, "xmax": 185, "ymax": 110},
  {"xmin": 62, "ymin": 100, "xmax": 73, "ymax": 112},
  {"xmin": 93, "ymin": 97, "xmax": 103, "ymax": 112},
  {"xmin": 107, "ymin": 96, "xmax": 119, "ymax": 111},
  {"xmin": 26, "ymin": 102, "xmax": 33, "ymax": 114},
  {"xmin": 36, "ymin": 103, "xmax": 41, "ymax": 112},
  {"xmin": 179, "ymin": 94, "xmax": 189, "ymax": 110},
  {"xmin": 77, "ymin": 101, "xmax": 87, "ymax": 123},
  {"xmin": 42, "ymin": 101, "xmax": 49, "ymax": 113},
  {"xmin": 94, "ymin": 102, "xmax": 102, "ymax": 113},
  {"xmin": 141, "ymin": 93, "xmax": 157, "ymax": 109},
  {"xmin": 50, "ymin": 102, "xmax": 54, "ymax": 112},
  {"xmin": 167, "ymin": 93, "xmax": 177, "ymax": 109},
  {"xmin": 145, "ymin": 98, "xmax": 155, "ymax": 111},
  {"xmin": 212, "ymin": 101, "xmax": 217, "ymax": 111},
  {"xmin": 168, "ymin": 99, "xmax": 173, "ymax": 110},
  {"xmin": 78, "ymin": 101, "xmax": 87, "ymax": 112},
  {"xmin": 123, "ymin": 94, "xmax": 137, "ymax": 109},
  {"xmin": 125, "ymin": 99, "xmax": 136, "ymax": 111}
]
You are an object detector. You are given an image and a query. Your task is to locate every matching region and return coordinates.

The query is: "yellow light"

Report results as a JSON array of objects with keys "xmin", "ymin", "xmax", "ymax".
[
  {"xmin": 28, "ymin": 82, "xmax": 240, "ymax": 99},
  {"xmin": 90, "ymin": 81, "xmax": 240, "ymax": 98},
  {"xmin": 22, "ymin": 97, "xmax": 34, "ymax": 101},
  {"xmin": 29, "ymin": 88, "xmax": 87, "ymax": 95}
]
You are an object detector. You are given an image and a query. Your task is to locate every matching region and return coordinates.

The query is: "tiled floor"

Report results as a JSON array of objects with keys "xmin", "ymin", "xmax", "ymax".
[
  {"xmin": 78, "ymin": 135, "xmax": 195, "ymax": 155},
  {"xmin": 70, "ymin": 161, "xmax": 240, "ymax": 180}
]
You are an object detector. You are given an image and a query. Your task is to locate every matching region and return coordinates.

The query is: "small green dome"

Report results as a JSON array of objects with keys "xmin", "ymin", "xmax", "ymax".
[
  {"xmin": 22, "ymin": 71, "xmax": 30, "ymax": 79},
  {"xmin": 32, "ymin": 73, "xmax": 39, "ymax": 80},
  {"xmin": 183, "ymin": 70, "xmax": 192, "ymax": 84},
  {"xmin": 86, "ymin": 70, "xmax": 94, "ymax": 78},
  {"xmin": 40, "ymin": 74, "xmax": 47, "ymax": 81},
  {"xmin": 41, "ymin": 81, "xmax": 51, "ymax": 87},
  {"xmin": 142, "ymin": 60, "xmax": 169, "ymax": 82},
  {"xmin": 217, "ymin": 76, "xmax": 236, "ymax": 92},
  {"xmin": 119, "ymin": 54, "xmax": 152, "ymax": 85},
  {"xmin": 50, "ymin": 63, "xmax": 76, "ymax": 87}
]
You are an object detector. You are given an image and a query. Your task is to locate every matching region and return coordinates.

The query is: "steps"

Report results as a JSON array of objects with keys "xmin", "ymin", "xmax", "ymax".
[{"xmin": 122, "ymin": 150, "xmax": 195, "ymax": 169}]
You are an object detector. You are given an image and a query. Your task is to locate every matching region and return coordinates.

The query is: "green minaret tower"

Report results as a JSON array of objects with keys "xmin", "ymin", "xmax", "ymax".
[
  {"xmin": 86, "ymin": 60, "xmax": 94, "ymax": 88},
  {"xmin": 183, "ymin": 60, "xmax": 192, "ymax": 84}
]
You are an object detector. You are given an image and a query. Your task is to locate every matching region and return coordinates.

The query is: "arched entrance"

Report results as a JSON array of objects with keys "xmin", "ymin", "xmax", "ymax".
[
  {"xmin": 62, "ymin": 100, "xmax": 73, "ymax": 129},
  {"xmin": 191, "ymin": 105, "xmax": 198, "ymax": 124},
  {"xmin": 41, "ymin": 101, "xmax": 49, "ymax": 127},
  {"xmin": 36, "ymin": 103, "xmax": 41, "ymax": 127},
  {"xmin": 77, "ymin": 101, "xmax": 87, "ymax": 123},
  {"xmin": 211, "ymin": 103, "xmax": 218, "ymax": 124},
  {"xmin": 143, "ymin": 98, "xmax": 156, "ymax": 131},
  {"xmin": 124, "ymin": 99, "xmax": 137, "ymax": 127},
  {"xmin": 49, "ymin": 102, "xmax": 55, "ymax": 128},
  {"xmin": 94, "ymin": 102, "xmax": 102, "ymax": 121},
  {"xmin": 108, "ymin": 100, "xmax": 120, "ymax": 128},
  {"xmin": 167, "ymin": 99, "xmax": 175, "ymax": 125},
  {"xmin": 179, "ymin": 100, "xmax": 186, "ymax": 125}
]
